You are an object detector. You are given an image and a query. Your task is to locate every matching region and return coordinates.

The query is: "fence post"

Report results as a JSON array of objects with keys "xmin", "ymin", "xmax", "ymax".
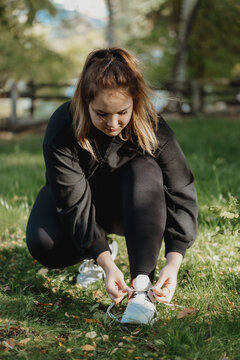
[
  {"xmin": 191, "ymin": 79, "xmax": 202, "ymax": 115},
  {"xmin": 28, "ymin": 80, "xmax": 36, "ymax": 120},
  {"xmin": 10, "ymin": 82, "xmax": 18, "ymax": 131}
]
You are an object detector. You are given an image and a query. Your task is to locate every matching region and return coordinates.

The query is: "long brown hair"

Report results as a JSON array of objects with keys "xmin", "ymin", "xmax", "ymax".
[{"xmin": 70, "ymin": 47, "xmax": 159, "ymax": 158}]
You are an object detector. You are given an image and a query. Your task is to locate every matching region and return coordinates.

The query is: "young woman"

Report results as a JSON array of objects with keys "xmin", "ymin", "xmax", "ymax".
[{"xmin": 26, "ymin": 47, "xmax": 198, "ymax": 324}]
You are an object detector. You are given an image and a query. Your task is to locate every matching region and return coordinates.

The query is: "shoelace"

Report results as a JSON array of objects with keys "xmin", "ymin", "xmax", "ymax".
[{"xmin": 106, "ymin": 287, "xmax": 184, "ymax": 323}]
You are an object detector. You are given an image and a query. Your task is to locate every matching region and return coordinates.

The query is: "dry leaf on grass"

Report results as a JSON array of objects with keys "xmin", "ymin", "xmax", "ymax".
[
  {"xmin": 177, "ymin": 306, "xmax": 198, "ymax": 319},
  {"xmin": 102, "ymin": 335, "xmax": 109, "ymax": 341},
  {"xmin": 146, "ymin": 343, "xmax": 158, "ymax": 351},
  {"xmin": 33, "ymin": 300, "xmax": 53, "ymax": 307},
  {"xmin": 81, "ymin": 344, "xmax": 96, "ymax": 351},
  {"xmin": 37, "ymin": 268, "xmax": 48, "ymax": 276},
  {"xmin": 92, "ymin": 290, "xmax": 103, "ymax": 299},
  {"xmin": 85, "ymin": 331, "xmax": 97, "ymax": 339},
  {"xmin": 3, "ymin": 286, "xmax": 10, "ymax": 292},
  {"xmin": 54, "ymin": 298, "xmax": 64, "ymax": 307},
  {"xmin": 65, "ymin": 312, "xmax": 80, "ymax": 319},
  {"xmin": 128, "ymin": 346, "xmax": 136, "ymax": 353},
  {"xmin": 2, "ymin": 338, "xmax": 16, "ymax": 349},
  {"xmin": 110, "ymin": 348, "xmax": 118, "ymax": 355},
  {"xmin": 84, "ymin": 318, "xmax": 101, "ymax": 324},
  {"xmin": 19, "ymin": 338, "xmax": 30, "ymax": 346}
]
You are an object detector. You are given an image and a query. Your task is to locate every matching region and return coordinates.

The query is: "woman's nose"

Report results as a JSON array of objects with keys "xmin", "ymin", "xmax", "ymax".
[{"xmin": 107, "ymin": 115, "xmax": 119, "ymax": 128}]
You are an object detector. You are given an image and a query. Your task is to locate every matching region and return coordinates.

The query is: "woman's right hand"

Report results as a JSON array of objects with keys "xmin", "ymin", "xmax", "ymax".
[
  {"xmin": 96, "ymin": 251, "xmax": 130, "ymax": 304},
  {"xmin": 105, "ymin": 264, "xmax": 129, "ymax": 304}
]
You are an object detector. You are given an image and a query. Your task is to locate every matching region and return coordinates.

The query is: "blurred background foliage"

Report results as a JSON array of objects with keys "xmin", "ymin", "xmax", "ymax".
[
  {"xmin": 0, "ymin": 0, "xmax": 240, "ymax": 87},
  {"xmin": 115, "ymin": 0, "xmax": 240, "ymax": 85},
  {"xmin": 0, "ymin": 0, "xmax": 75, "ymax": 85}
]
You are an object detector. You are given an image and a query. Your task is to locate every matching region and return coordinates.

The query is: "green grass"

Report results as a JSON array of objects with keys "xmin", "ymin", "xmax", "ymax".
[{"xmin": 0, "ymin": 118, "xmax": 240, "ymax": 360}]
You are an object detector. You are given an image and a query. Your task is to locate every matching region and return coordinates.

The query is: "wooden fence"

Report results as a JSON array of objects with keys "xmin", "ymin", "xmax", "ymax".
[{"xmin": 0, "ymin": 79, "xmax": 240, "ymax": 131}]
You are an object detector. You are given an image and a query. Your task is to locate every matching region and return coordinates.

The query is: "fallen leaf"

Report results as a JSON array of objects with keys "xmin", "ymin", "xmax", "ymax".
[
  {"xmin": 65, "ymin": 312, "xmax": 80, "ymax": 319},
  {"xmin": 132, "ymin": 327, "xmax": 142, "ymax": 335},
  {"xmin": 102, "ymin": 335, "xmax": 109, "ymax": 341},
  {"xmin": 92, "ymin": 290, "xmax": 103, "ymax": 299},
  {"xmin": 59, "ymin": 341, "xmax": 63, "ymax": 347},
  {"xmin": 19, "ymin": 338, "xmax": 30, "ymax": 346},
  {"xmin": 128, "ymin": 346, "xmax": 136, "ymax": 353},
  {"xmin": 84, "ymin": 318, "xmax": 101, "ymax": 324},
  {"xmin": 66, "ymin": 289, "xmax": 75, "ymax": 296},
  {"xmin": 81, "ymin": 344, "xmax": 96, "ymax": 351},
  {"xmin": 123, "ymin": 336, "xmax": 133, "ymax": 341},
  {"xmin": 3, "ymin": 286, "xmax": 10, "ymax": 292},
  {"xmin": 146, "ymin": 343, "xmax": 158, "ymax": 351},
  {"xmin": 54, "ymin": 298, "xmax": 64, "ymax": 307},
  {"xmin": 177, "ymin": 306, "xmax": 198, "ymax": 319},
  {"xmin": 2, "ymin": 338, "xmax": 16, "ymax": 349},
  {"xmin": 37, "ymin": 268, "xmax": 48, "ymax": 276},
  {"xmin": 86, "ymin": 331, "xmax": 97, "ymax": 339},
  {"xmin": 33, "ymin": 301, "xmax": 53, "ymax": 307},
  {"xmin": 66, "ymin": 348, "xmax": 72, "ymax": 353},
  {"xmin": 110, "ymin": 348, "xmax": 118, "ymax": 355}
]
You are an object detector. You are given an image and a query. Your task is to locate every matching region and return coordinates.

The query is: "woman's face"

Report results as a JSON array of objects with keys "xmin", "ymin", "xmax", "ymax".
[{"xmin": 88, "ymin": 89, "xmax": 133, "ymax": 137}]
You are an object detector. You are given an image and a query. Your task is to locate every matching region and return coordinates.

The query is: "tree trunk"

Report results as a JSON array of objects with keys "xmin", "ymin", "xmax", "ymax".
[
  {"xmin": 105, "ymin": 0, "xmax": 115, "ymax": 47},
  {"xmin": 172, "ymin": 0, "xmax": 201, "ymax": 85}
]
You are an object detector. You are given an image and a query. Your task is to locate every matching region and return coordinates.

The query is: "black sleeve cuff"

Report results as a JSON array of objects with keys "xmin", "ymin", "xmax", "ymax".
[
  {"xmin": 164, "ymin": 238, "xmax": 188, "ymax": 258},
  {"xmin": 87, "ymin": 236, "xmax": 111, "ymax": 262}
]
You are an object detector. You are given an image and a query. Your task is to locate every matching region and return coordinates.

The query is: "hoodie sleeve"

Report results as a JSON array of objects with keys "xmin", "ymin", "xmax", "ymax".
[
  {"xmin": 43, "ymin": 106, "xmax": 110, "ymax": 261},
  {"xmin": 155, "ymin": 117, "xmax": 198, "ymax": 257}
]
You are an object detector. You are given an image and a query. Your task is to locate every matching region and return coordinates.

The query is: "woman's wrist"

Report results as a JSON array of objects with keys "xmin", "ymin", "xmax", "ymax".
[
  {"xmin": 166, "ymin": 251, "xmax": 183, "ymax": 272},
  {"xmin": 96, "ymin": 250, "xmax": 117, "ymax": 274}
]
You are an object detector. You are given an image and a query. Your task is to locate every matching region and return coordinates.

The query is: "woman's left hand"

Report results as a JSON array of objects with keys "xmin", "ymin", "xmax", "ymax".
[
  {"xmin": 153, "ymin": 264, "xmax": 178, "ymax": 303},
  {"xmin": 152, "ymin": 252, "xmax": 183, "ymax": 303}
]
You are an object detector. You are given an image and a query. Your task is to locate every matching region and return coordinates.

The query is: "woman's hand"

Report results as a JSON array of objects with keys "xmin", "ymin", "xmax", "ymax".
[
  {"xmin": 96, "ymin": 251, "xmax": 130, "ymax": 304},
  {"xmin": 153, "ymin": 252, "xmax": 183, "ymax": 303},
  {"xmin": 105, "ymin": 264, "xmax": 130, "ymax": 304}
]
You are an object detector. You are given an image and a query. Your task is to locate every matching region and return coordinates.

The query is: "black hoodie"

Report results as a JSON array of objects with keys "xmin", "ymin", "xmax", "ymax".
[{"xmin": 43, "ymin": 101, "xmax": 198, "ymax": 260}]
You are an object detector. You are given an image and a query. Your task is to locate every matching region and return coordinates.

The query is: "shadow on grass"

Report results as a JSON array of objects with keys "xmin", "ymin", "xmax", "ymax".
[{"xmin": 0, "ymin": 245, "xmax": 104, "ymax": 324}]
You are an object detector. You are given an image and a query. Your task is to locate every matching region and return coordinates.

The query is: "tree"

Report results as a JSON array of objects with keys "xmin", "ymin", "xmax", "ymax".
[
  {"xmin": 0, "ymin": 0, "xmax": 75, "ymax": 86},
  {"xmin": 172, "ymin": 0, "xmax": 201, "ymax": 84},
  {"xmin": 105, "ymin": 0, "xmax": 116, "ymax": 46},
  {"xmin": 115, "ymin": 0, "xmax": 240, "ymax": 85}
]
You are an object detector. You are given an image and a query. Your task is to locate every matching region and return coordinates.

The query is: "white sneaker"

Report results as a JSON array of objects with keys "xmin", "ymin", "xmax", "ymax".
[
  {"xmin": 76, "ymin": 240, "xmax": 118, "ymax": 288},
  {"xmin": 120, "ymin": 275, "xmax": 157, "ymax": 325}
]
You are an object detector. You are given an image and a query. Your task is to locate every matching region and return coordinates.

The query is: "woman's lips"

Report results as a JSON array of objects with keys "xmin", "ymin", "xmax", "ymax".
[{"xmin": 106, "ymin": 127, "xmax": 119, "ymax": 132}]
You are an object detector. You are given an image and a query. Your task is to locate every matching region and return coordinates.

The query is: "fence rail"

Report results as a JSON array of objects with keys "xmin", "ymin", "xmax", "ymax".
[{"xmin": 0, "ymin": 79, "xmax": 240, "ymax": 131}]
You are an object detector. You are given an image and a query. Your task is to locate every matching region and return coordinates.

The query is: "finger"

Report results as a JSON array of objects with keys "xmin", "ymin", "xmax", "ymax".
[
  {"xmin": 109, "ymin": 292, "xmax": 126, "ymax": 304},
  {"xmin": 154, "ymin": 274, "xmax": 168, "ymax": 291},
  {"xmin": 152, "ymin": 287, "xmax": 165, "ymax": 297},
  {"xmin": 161, "ymin": 286, "xmax": 171, "ymax": 297},
  {"xmin": 117, "ymin": 279, "xmax": 131, "ymax": 293}
]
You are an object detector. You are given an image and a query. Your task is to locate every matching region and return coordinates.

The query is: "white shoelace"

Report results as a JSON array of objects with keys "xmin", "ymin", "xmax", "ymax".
[{"xmin": 106, "ymin": 287, "xmax": 184, "ymax": 323}]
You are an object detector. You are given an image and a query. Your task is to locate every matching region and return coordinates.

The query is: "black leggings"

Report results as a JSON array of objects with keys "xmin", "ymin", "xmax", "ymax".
[{"xmin": 26, "ymin": 156, "xmax": 167, "ymax": 281}]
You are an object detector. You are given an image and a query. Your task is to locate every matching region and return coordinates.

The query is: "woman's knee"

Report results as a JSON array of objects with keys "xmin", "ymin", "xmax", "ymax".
[
  {"xmin": 123, "ymin": 155, "xmax": 164, "ymax": 190},
  {"xmin": 26, "ymin": 225, "xmax": 55, "ymax": 264}
]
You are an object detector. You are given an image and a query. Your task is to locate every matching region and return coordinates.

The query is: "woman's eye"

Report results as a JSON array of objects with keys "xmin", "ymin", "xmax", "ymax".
[
  {"xmin": 119, "ymin": 111, "xmax": 127, "ymax": 115},
  {"xmin": 97, "ymin": 113, "xmax": 107, "ymax": 117}
]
